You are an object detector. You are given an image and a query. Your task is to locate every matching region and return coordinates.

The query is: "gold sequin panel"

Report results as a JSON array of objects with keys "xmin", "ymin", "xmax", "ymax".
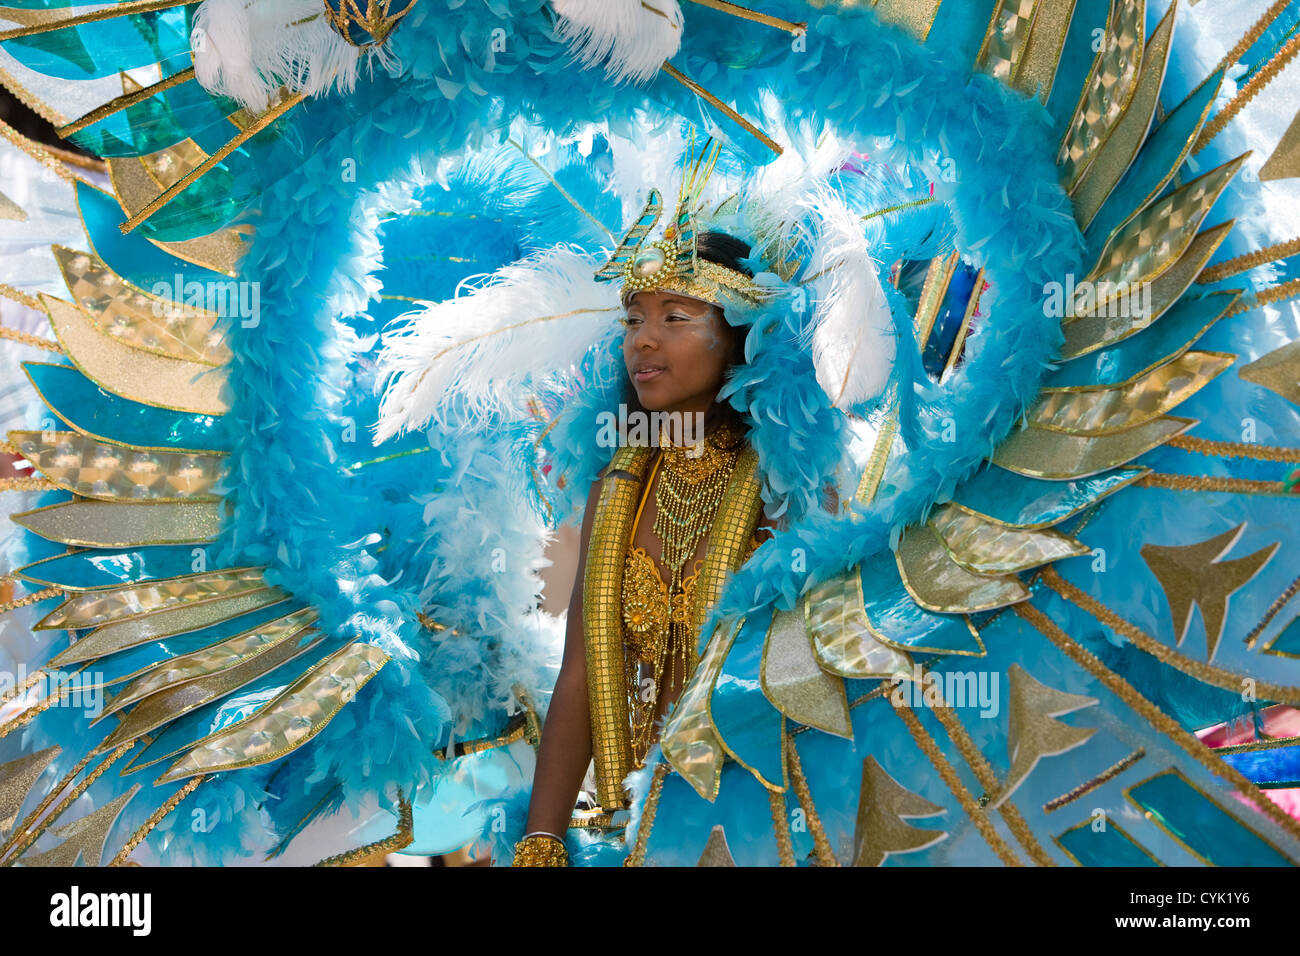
[
  {"xmin": 11, "ymin": 430, "xmax": 225, "ymax": 501},
  {"xmin": 36, "ymin": 567, "xmax": 266, "ymax": 630},
  {"xmin": 156, "ymin": 641, "xmax": 390, "ymax": 782},
  {"xmin": 1057, "ymin": 0, "xmax": 1144, "ymax": 187},
  {"xmin": 52, "ymin": 245, "xmax": 228, "ymax": 365}
]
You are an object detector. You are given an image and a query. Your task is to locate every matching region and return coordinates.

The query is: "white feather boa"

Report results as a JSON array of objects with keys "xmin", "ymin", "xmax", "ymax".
[
  {"xmin": 192, "ymin": 0, "xmax": 377, "ymax": 111},
  {"xmin": 373, "ymin": 245, "xmax": 623, "ymax": 440},
  {"xmin": 551, "ymin": 0, "xmax": 683, "ymax": 85}
]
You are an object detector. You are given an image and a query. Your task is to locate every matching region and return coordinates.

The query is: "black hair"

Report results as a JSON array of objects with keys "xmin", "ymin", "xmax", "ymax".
[{"xmin": 694, "ymin": 231, "xmax": 752, "ymax": 369}]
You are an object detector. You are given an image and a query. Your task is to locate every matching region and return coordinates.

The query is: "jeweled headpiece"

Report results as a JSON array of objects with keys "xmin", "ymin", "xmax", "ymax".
[{"xmin": 594, "ymin": 142, "xmax": 764, "ymax": 309}]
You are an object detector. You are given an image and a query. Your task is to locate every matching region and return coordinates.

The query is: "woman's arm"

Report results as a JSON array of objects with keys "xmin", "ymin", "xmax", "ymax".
[{"xmin": 522, "ymin": 478, "xmax": 603, "ymax": 837}]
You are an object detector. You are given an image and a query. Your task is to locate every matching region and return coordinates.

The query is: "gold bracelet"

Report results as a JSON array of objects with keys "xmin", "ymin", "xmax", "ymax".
[{"xmin": 511, "ymin": 834, "xmax": 568, "ymax": 867}]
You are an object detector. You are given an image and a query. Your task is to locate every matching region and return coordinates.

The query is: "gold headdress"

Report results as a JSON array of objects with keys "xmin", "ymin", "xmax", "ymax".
[{"xmin": 594, "ymin": 141, "xmax": 765, "ymax": 309}]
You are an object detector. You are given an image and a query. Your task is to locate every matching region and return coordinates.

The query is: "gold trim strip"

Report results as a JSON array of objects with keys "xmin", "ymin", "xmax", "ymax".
[
  {"xmin": 888, "ymin": 686, "xmax": 1023, "ymax": 865},
  {"xmin": 59, "ymin": 67, "xmax": 197, "ymax": 137},
  {"xmin": 313, "ymin": 793, "xmax": 414, "ymax": 867},
  {"xmin": 768, "ymin": 788, "xmax": 796, "ymax": 865},
  {"xmin": 660, "ymin": 63, "xmax": 784, "ymax": 157},
  {"xmin": 1013, "ymin": 601, "xmax": 1300, "ymax": 847},
  {"xmin": 0, "ymin": 0, "xmax": 196, "ymax": 39},
  {"xmin": 121, "ymin": 91, "xmax": 306, "ymax": 234},
  {"xmin": 1166, "ymin": 434, "xmax": 1300, "ymax": 463},
  {"xmin": 1042, "ymin": 567, "xmax": 1300, "ymax": 705},
  {"xmin": 107, "ymin": 774, "xmax": 206, "ymax": 866},
  {"xmin": 623, "ymin": 762, "xmax": 669, "ymax": 867},
  {"xmin": 928, "ymin": 698, "xmax": 1055, "ymax": 865},
  {"xmin": 0, "ymin": 324, "xmax": 61, "ymax": 352},
  {"xmin": 784, "ymin": 729, "xmax": 838, "ymax": 866},
  {"xmin": 1135, "ymin": 472, "xmax": 1288, "ymax": 495},
  {"xmin": 682, "ymin": 0, "xmax": 806, "ymax": 33},
  {"xmin": 1199, "ymin": 236, "xmax": 1300, "ymax": 283},
  {"xmin": 1210, "ymin": 0, "xmax": 1295, "ymax": 78},
  {"xmin": 1243, "ymin": 574, "xmax": 1300, "ymax": 651},
  {"xmin": 1043, "ymin": 747, "xmax": 1146, "ymax": 812},
  {"xmin": 1197, "ymin": 32, "xmax": 1300, "ymax": 153}
]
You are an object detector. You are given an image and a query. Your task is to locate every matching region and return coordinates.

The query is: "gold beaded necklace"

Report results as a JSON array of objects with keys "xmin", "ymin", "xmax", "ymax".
[{"xmin": 621, "ymin": 418, "xmax": 745, "ymax": 761}]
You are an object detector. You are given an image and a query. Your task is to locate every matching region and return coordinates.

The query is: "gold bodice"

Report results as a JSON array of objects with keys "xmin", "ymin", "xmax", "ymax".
[{"xmin": 582, "ymin": 439, "xmax": 767, "ymax": 810}]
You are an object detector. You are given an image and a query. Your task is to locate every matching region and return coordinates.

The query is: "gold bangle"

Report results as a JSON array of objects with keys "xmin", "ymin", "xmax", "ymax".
[{"xmin": 511, "ymin": 834, "xmax": 568, "ymax": 867}]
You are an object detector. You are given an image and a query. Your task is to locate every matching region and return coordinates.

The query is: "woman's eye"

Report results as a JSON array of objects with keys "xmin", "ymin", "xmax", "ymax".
[{"xmin": 620, "ymin": 315, "xmax": 643, "ymax": 327}]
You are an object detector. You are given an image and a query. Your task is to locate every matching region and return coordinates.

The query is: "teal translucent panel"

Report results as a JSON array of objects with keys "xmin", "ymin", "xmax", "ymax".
[
  {"xmin": 1085, "ymin": 70, "xmax": 1225, "ymax": 258},
  {"xmin": 953, "ymin": 467, "xmax": 1142, "ymax": 528},
  {"xmin": 0, "ymin": 8, "xmax": 192, "ymax": 80},
  {"xmin": 89, "ymin": 600, "xmax": 307, "ymax": 683},
  {"xmin": 860, "ymin": 552, "xmax": 984, "ymax": 656},
  {"xmin": 68, "ymin": 77, "xmax": 238, "ymax": 157},
  {"xmin": 712, "ymin": 606, "xmax": 784, "ymax": 788},
  {"xmin": 1267, "ymin": 616, "xmax": 1300, "ymax": 656},
  {"xmin": 1056, "ymin": 822, "xmax": 1161, "ymax": 866},
  {"xmin": 123, "ymin": 635, "xmax": 346, "ymax": 774},
  {"xmin": 24, "ymin": 362, "xmax": 227, "ymax": 452},
  {"xmin": 16, "ymin": 546, "xmax": 231, "ymax": 590},
  {"xmin": 75, "ymin": 181, "xmax": 237, "ymax": 288},
  {"xmin": 1041, "ymin": 292, "xmax": 1235, "ymax": 388},
  {"xmin": 1127, "ymin": 771, "xmax": 1294, "ymax": 866}
]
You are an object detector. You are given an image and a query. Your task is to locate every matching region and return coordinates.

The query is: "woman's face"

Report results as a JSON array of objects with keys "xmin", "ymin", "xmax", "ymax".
[{"xmin": 621, "ymin": 290, "xmax": 733, "ymax": 415}]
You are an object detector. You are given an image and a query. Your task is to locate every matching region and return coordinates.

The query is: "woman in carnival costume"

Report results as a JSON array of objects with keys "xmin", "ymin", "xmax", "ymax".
[{"xmin": 0, "ymin": 0, "xmax": 1298, "ymax": 868}]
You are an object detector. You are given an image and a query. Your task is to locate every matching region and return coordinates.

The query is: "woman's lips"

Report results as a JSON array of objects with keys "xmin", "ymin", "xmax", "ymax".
[{"xmin": 634, "ymin": 366, "xmax": 665, "ymax": 382}]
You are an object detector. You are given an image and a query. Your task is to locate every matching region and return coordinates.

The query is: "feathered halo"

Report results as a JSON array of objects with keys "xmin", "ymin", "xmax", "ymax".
[{"xmin": 372, "ymin": 127, "xmax": 902, "ymax": 522}]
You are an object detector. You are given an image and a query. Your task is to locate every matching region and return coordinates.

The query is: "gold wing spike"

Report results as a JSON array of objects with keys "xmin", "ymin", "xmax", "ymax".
[
  {"xmin": 660, "ymin": 618, "xmax": 739, "ymax": 801},
  {"xmin": 990, "ymin": 664, "xmax": 1097, "ymax": 809},
  {"xmin": 853, "ymin": 755, "xmax": 948, "ymax": 866},
  {"xmin": 11, "ymin": 499, "xmax": 223, "ymax": 549},
  {"xmin": 594, "ymin": 188, "xmax": 664, "ymax": 282},
  {"xmin": 1061, "ymin": 222, "xmax": 1235, "ymax": 359},
  {"xmin": 976, "ymin": 0, "xmax": 1044, "ymax": 83},
  {"xmin": 803, "ymin": 570, "xmax": 914, "ymax": 679},
  {"xmin": 991, "ymin": 414, "xmax": 1196, "ymax": 479},
  {"xmin": 0, "ymin": 746, "xmax": 60, "ymax": 835},
  {"xmin": 1012, "ymin": 0, "xmax": 1081, "ymax": 102},
  {"xmin": 34, "ymin": 568, "xmax": 266, "ymax": 630},
  {"xmin": 1260, "ymin": 108, "xmax": 1300, "ymax": 181},
  {"xmin": 1240, "ymin": 340, "xmax": 1300, "ymax": 406},
  {"xmin": 1080, "ymin": 155, "xmax": 1247, "ymax": 306},
  {"xmin": 52, "ymin": 246, "xmax": 228, "ymax": 367}
]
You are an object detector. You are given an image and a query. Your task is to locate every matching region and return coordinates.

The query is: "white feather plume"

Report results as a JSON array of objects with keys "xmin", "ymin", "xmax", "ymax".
[
  {"xmin": 192, "ymin": 0, "xmax": 374, "ymax": 112},
  {"xmin": 373, "ymin": 245, "xmax": 623, "ymax": 441},
  {"xmin": 798, "ymin": 186, "xmax": 896, "ymax": 410},
  {"xmin": 551, "ymin": 0, "xmax": 683, "ymax": 85}
]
